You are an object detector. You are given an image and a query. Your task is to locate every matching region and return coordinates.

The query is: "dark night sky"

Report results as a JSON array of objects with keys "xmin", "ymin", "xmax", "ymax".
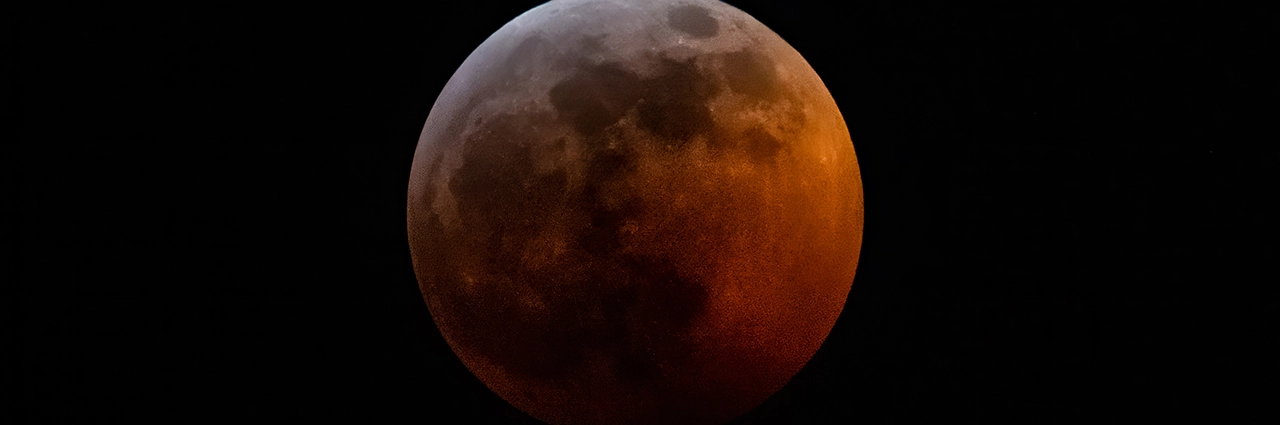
[{"xmin": 10, "ymin": 1, "xmax": 1275, "ymax": 423}]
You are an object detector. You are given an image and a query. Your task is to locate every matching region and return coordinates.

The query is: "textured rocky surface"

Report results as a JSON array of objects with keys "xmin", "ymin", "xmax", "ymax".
[{"xmin": 407, "ymin": 1, "xmax": 862, "ymax": 423}]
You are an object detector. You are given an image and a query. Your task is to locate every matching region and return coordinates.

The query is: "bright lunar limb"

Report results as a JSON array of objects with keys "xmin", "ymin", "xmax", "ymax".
[{"xmin": 407, "ymin": 1, "xmax": 863, "ymax": 424}]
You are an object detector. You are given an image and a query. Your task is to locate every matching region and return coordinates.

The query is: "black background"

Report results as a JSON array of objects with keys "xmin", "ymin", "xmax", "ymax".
[{"xmin": 10, "ymin": 0, "xmax": 1275, "ymax": 423}]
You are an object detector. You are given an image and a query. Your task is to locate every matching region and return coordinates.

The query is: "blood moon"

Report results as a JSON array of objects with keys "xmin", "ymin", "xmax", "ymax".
[{"xmin": 406, "ymin": 0, "xmax": 862, "ymax": 424}]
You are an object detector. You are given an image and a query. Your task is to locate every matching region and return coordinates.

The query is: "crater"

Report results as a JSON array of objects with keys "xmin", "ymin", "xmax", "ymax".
[
  {"xmin": 435, "ymin": 103, "xmax": 712, "ymax": 386},
  {"xmin": 635, "ymin": 58, "xmax": 720, "ymax": 148},
  {"xmin": 549, "ymin": 62, "xmax": 643, "ymax": 137},
  {"xmin": 721, "ymin": 49, "xmax": 782, "ymax": 102},
  {"xmin": 741, "ymin": 126, "xmax": 785, "ymax": 163},
  {"xmin": 549, "ymin": 55, "xmax": 721, "ymax": 151},
  {"xmin": 668, "ymin": 4, "xmax": 719, "ymax": 38}
]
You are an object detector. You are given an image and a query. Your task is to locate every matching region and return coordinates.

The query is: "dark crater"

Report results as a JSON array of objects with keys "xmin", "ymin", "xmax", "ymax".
[
  {"xmin": 721, "ymin": 49, "xmax": 782, "ymax": 101},
  {"xmin": 549, "ymin": 62, "xmax": 644, "ymax": 138},
  {"xmin": 635, "ymin": 58, "xmax": 721, "ymax": 148},
  {"xmin": 549, "ymin": 55, "xmax": 720, "ymax": 151},
  {"xmin": 739, "ymin": 126, "xmax": 785, "ymax": 162},
  {"xmin": 448, "ymin": 113, "xmax": 566, "ymax": 242},
  {"xmin": 435, "ymin": 102, "xmax": 711, "ymax": 384},
  {"xmin": 547, "ymin": 44, "xmax": 796, "ymax": 165},
  {"xmin": 667, "ymin": 4, "xmax": 719, "ymax": 38}
]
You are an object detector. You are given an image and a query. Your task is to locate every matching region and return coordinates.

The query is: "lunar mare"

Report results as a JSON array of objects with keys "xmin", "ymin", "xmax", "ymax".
[{"xmin": 406, "ymin": 1, "xmax": 862, "ymax": 424}]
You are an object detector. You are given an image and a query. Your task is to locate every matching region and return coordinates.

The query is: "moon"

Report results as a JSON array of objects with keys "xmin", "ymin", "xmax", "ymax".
[{"xmin": 406, "ymin": 1, "xmax": 862, "ymax": 424}]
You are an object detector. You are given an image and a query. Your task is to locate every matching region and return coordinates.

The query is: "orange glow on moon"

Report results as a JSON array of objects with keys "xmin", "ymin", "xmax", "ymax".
[{"xmin": 407, "ymin": 1, "xmax": 862, "ymax": 424}]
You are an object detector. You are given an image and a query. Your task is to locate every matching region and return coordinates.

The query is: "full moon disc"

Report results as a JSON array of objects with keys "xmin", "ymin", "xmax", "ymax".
[{"xmin": 406, "ymin": 0, "xmax": 862, "ymax": 423}]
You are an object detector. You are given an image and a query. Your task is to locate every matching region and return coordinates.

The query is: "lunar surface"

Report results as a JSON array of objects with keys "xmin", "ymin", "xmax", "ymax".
[{"xmin": 406, "ymin": 1, "xmax": 862, "ymax": 424}]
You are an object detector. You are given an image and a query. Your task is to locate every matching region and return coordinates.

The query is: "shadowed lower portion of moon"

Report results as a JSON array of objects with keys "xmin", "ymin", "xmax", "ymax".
[{"xmin": 407, "ymin": 1, "xmax": 862, "ymax": 424}]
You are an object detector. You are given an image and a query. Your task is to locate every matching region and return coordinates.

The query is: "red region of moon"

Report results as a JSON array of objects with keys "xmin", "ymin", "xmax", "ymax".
[{"xmin": 407, "ymin": 0, "xmax": 863, "ymax": 423}]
